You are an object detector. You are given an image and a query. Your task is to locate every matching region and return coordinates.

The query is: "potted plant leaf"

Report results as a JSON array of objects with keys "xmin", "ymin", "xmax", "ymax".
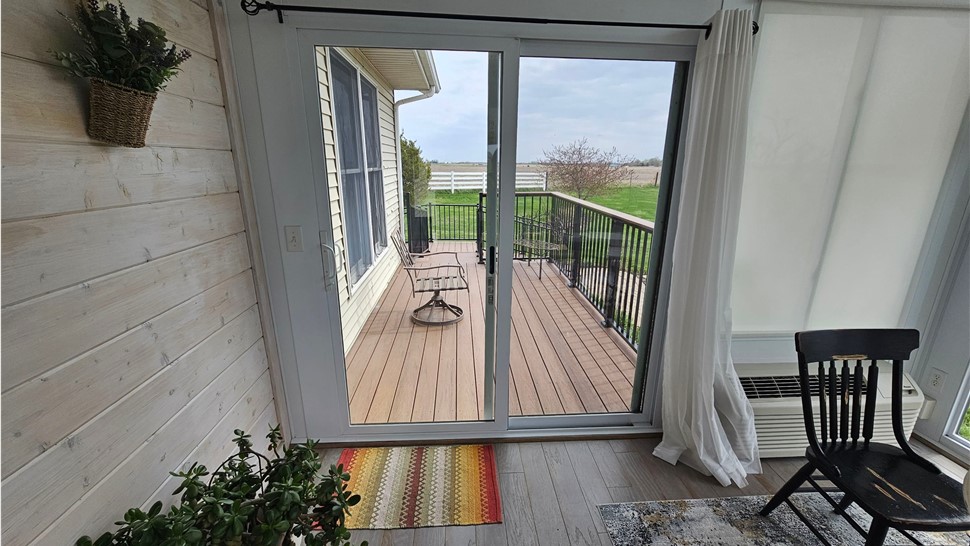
[
  {"xmin": 75, "ymin": 426, "xmax": 367, "ymax": 546},
  {"xmin": 52, "ymin": 1, "xmax": 191, "ymax": 148}
]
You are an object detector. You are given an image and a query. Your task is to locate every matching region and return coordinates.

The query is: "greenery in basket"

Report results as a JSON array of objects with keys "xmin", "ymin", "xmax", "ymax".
[
  {"xmin": 52, "ymin": 0, "xmax": 191, "ymax": 93},
  {"xmin": 76, "ymin": 426, "xmax": 367, "ymax": 546}
]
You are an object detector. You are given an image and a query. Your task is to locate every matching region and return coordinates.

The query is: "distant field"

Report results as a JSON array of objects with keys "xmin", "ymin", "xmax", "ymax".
[
  {"xmin": 423, "ymin": 185, "xmax": 660, "ymax": 222},
  {"xmin": 430, "ymin": 162, "xmax": 661, "ymax": 187}
]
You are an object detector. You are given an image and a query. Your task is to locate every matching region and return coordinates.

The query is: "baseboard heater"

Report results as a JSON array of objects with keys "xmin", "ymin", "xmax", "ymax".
[{"xmin": 735, "ymin": 362, "xmax": 924, "ymax": 458}]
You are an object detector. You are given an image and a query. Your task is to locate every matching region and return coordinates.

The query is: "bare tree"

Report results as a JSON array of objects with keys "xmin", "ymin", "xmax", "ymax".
[{"xmin": 541, "ymin": 139, "xmax": 632, "ymax": 200}]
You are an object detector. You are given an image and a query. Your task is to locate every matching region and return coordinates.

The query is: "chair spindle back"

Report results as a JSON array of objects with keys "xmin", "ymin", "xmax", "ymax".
[
  {"xmin": 391, "ymin": 230, "xmax": 415, "ymax": 268},
  {"xmin": 794, "ymin": 329, "xmax": 919, "ymax": 454}
]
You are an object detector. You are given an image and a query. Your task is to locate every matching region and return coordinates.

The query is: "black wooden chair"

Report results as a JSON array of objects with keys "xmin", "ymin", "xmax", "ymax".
[{"xmin": 760, "ymin": 329, "xmax": 970, "ymax": 545}]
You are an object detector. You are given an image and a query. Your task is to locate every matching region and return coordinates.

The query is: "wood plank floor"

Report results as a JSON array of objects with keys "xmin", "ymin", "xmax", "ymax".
[
  {"xmin": 343, "ymin": 242, "xmax": 638, "ymax": 424},
  {"xmin": 319, "ymin": 438, "xmax": 965, "ymax": 546}
]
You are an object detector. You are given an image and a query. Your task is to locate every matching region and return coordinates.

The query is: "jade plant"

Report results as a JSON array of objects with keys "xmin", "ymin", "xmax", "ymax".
[
  {"xmin": 52, "ymin": 0, "xmax": 191, "ymax": 93},
  {"xmin": 76, "ymin": 426, "xmax": 366, "ymax": 546}
]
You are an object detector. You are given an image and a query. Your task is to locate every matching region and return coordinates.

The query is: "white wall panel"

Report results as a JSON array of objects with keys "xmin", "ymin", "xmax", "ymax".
[{"xmin": 733, "ymin": 1, "xmax": 970, "ymax": 336}]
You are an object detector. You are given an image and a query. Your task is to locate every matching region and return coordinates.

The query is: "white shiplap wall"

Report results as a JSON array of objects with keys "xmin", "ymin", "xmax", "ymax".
[{"xmin": 0, "ymin": 0, "xmax": 278, "ymax": 543}]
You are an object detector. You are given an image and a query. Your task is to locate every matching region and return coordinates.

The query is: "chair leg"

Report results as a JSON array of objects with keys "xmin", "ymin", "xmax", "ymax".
[
  {"xmin": 760, "ymin": 462, "xmax": 815, "ymax": 516},
  {"xmin": 864, "ymin": 519, "xmax": 889, "ymax": 546}
]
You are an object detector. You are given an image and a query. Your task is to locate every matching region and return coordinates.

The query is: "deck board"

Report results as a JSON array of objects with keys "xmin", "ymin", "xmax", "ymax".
[{"xmin": 343, "ymin": 242, "xmax": 637, "ymax": 424}]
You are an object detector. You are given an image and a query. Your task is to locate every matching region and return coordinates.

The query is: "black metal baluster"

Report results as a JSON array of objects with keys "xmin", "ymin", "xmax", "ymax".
[
  {"xmin": 569, "ymin": 203, "xmax": 582, "ymax": 287},
  {"xmin": 477, "ymin": 193, "xmax": 485, "ymax": 263},
  {"xmin": 618, "ymin": 224, "xmax": 633, "ymax": 338},
  {"xmin": 631, "ymin": 228, "xmax": 647, "ymax": 345}
]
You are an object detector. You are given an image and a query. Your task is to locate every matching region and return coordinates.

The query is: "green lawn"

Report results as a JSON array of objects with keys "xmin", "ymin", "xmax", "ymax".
[
  {"xmin": 960, "ymin": 403, "xmax": 970, "ymax": 440},
  {"xmin": 585, "ymin": 186, "xmax": 660, "ymax": 223},
  {"xmin": 421, "ymin": 185, "xmax": 660, "ymax": 222}
]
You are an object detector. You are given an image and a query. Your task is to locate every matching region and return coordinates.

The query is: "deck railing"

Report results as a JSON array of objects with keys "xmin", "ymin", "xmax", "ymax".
[{"xmin": 405, "ymin": 191, "xmax": 653, "ymax": 349}]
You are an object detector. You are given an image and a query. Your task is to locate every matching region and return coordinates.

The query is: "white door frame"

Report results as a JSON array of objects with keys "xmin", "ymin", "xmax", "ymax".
[
  {"xmin": 226, "ymin": 8, "xmax": 696, "ymax": 443},
  {"xmin": 939, "ymin": 360, "xmax": 970, "ymax": 463}
]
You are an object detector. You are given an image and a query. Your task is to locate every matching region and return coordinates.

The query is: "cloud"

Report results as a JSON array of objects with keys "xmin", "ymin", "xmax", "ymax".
[{"xmin": 398, "ymin": 52, "xmax": 675, "ymax": 163}]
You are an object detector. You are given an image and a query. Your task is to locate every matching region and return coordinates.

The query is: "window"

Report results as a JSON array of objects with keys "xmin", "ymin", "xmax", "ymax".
[{"xmin": 330, "ymin": 51, "xmax": 387, "ymax": 285}]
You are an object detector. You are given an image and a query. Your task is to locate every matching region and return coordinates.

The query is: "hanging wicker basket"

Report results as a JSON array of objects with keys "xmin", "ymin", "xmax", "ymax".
[{"xmin": 87, "ymin": 78, "xmax": 157, "ymax": 148}]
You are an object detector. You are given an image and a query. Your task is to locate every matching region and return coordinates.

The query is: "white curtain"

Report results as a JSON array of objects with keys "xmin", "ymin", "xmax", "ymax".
[{"xmin": 652, "ymin": 9, "xmax": 761, "ymax": 488}]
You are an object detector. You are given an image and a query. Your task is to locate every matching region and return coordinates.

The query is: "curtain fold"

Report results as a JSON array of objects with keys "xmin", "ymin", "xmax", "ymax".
[{"xmin": 652, "ymin": 9, "xmax": 761, "ymax": 488}]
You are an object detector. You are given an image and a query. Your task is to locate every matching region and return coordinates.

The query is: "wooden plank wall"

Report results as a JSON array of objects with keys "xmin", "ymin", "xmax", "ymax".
[
  {"xmin": 317, "ymin": 46, "xmax": 403, "ymax": 352},
  {"xmin": 0, "ymin": 1, "xmax": 278, "ymax": 544}
]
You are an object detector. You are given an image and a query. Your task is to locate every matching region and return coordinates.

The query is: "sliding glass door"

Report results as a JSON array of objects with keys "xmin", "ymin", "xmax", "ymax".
[
  {"xmin": 244, "ymin": 12, "xmax": 695, "ymax": 440},
  {"xmin": 506, "ymin": 50, "xmax": 685, "ymax": 427},
  {"xmin": 293, "ymin": 31, "xmax": 519, "ymax": 439}
]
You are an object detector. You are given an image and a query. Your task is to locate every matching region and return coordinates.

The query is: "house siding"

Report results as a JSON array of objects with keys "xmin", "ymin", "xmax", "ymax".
[
  {"xmin": 316, "ymin": 46, "xmax": 402, "ymax": 352},
  {"xmin": 0, "ymin": 0, "xmax": 276, "ymax": 544}
]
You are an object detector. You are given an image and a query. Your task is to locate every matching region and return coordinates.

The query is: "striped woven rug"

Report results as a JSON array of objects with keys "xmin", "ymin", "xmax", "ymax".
[{"xmin": 337, "ymin": 445, "xmax": 502, "ymax": 529}]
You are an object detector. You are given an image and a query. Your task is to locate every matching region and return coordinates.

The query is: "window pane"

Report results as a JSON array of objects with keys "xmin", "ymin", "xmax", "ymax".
[
  {"xmin": 331, "ymin": 53, "xmax": 363, "ymax": 172},
  {"xmin": 361, "ymin": 79, "xmax": 382, "ymax": 170},
  {"xmin": 342, "ymin": 171, "xmax": 372, "ymax": 283},
  {"xmin": 361, "ymin": 79, "xmax": 387, "ymax": 250},
  {"xmin": 368, "ymin": 170, "xmax": 387, "ymax": 250},
  {"xmin": 330, "ymin": 51, "xmax": 372, "ymax": 283},
  {"xmin": 513, "ymin": 56, "xmax": 675, "ymax": 416}
]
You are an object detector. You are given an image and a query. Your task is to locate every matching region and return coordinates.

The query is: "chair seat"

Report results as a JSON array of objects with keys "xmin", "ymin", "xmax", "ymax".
[
  {"xmin": 808, "ymin": 442, "xmax": 970, "ymax": 531},
  {"xmin": 414, "ymin": 275, "xmax": 468, "ymax": 293}
]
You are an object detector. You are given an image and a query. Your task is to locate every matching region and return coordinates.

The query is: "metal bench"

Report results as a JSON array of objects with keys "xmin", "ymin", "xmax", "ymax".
[{"xmin": 391, "ymin": 230, "xmax": 469, "ymax": 325}]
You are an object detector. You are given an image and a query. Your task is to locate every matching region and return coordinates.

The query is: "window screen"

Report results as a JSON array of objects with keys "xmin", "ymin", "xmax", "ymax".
[{"xmin": 361, "ymin": 79, "xmax": 387, "ymax": 252}]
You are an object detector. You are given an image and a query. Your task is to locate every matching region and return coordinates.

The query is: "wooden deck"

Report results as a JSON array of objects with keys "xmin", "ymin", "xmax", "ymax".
[{"xmin": 343, "ymin": 242, "xmax": 638, "ymax": 424}]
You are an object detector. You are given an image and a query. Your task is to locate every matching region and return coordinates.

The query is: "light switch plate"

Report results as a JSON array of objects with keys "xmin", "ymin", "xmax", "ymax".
[{"xmin": 284, "ymin": 225, "xmax": 303, "ymax": 252}]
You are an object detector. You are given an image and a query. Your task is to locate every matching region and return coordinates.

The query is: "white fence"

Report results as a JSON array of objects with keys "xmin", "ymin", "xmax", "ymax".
[{"xmin": 428, "ymin": 171, "xmax": 547, "ymax": 192}]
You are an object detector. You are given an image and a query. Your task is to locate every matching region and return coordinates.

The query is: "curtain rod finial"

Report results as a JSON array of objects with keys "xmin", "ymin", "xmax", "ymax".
[{"xmin": 241, "ymin": 0, "xmax": 261, "ymax": 15}]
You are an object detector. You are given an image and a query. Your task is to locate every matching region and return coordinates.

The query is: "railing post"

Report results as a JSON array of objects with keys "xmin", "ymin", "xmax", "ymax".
[
  {"xmin": 450, "ymin": 171, "xmax": 455, "ymax": 193},
  {"xmin": 602, "ymin": 218, "xmax": 624, "ymax": 327},
  {"xmin": 427, "ymin": 201, "xmax": 434, "ymax": 242},
  {"xmin": 477, "ymin": 192, "xmax": 485, "ymax": 264},
  {"xmin": 569, "ymin": 202, "xmax": 583, "ymax": 287}
]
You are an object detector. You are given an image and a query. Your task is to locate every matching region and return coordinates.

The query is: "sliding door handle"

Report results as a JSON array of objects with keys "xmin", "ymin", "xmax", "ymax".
[{"xmin": 320, "ymin": 242, "xmax": 338, "ymax": 291}]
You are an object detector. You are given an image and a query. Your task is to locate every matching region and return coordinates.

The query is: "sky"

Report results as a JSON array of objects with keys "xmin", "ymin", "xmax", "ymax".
[{"xmin": 397, "ymin": 50, "xmax": 676, "ymax": 163}]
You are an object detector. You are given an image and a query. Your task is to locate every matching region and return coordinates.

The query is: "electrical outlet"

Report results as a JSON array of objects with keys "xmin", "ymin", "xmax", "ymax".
[{"xmin": 923, "ymin": 367, "xmax": 948, "ymax": 398}]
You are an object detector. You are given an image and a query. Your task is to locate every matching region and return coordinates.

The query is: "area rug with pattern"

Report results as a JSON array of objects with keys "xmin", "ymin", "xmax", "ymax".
[
  {"xmin": 598, "ymin": 493, "xmax": 970, "ymax": 545},
  {"xmin": 337, "ymin": 445, "xmax": 502, "ymax": 529}
]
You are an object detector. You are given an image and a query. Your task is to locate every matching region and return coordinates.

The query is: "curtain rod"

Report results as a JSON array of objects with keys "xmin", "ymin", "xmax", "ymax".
[{"xmin": 239, "ymin": 0, "xmax": 760, "ymax": 38}]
